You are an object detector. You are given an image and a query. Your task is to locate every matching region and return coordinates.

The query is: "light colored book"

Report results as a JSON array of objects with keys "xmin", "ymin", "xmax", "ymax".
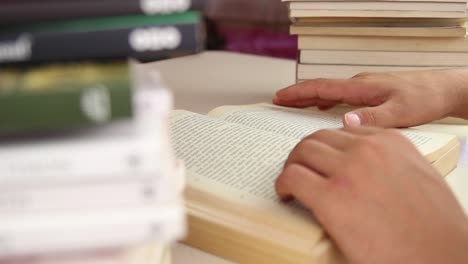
[
  {"xmin": 289, "ymin": 9, "xmax": 468, "ymax": 18},
  {"xmin": 170, "ymin": 103, "xmax": 460, "ymax": 264},
  {"xmin": 1, "ymin": 243, "xmax": 172, "ymax": 264},
  {"xmin": 0, "ymin": 204, "xmax": 185, "ymax": 258},
  {"xmin": 291, "ymin": 17, "xmax": 468, "ymax": 26},
  {"xmin": 0, "ymin": 159, "xmax": 186, "ymax": 214},
  {"xmin": 297, "ymin": 35, "xmax": 468, "ymax": 52},
  {"xmin": 282, "ymin": 0, "xmax": 468, "ymax": 18},
  {"xmin": 299, "ymin": 50, "xmax": 468, "ymax": 66},
  {"xmin": 296, "ymin": 64, "xmax": 451, "ymax": 80},
  {"xmin": 282, "ymin": 0, "xmax": 468, "ymax": 3},
  {"xmin": 290, "ymin": 25, "xmax": 466, "ymax": 37},
  {"xmin": 288, "ymin": 1, "xmax": 467, "ymax": 12}
]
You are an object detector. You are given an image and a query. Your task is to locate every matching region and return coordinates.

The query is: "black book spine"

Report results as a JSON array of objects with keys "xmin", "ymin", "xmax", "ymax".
[
  {"xmin": 0, "ymin": 23, "xmax": 203, "ymax": 64},
  {"xmin": 0, "ymin": 0, "xmax": 206, "ymax": 25}
]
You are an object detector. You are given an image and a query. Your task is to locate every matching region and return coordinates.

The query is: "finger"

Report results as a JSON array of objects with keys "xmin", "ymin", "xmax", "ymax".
[
  {"xmin": 273, "ymin": 98, "xmax": 339, "ymax": 108},
  {"xmin": 275, "ymin": 163, "xmax": 329, "ymax": 210},
  {"xmin": 304, "ymin": 129, "xmax": 357, "ymax": 151},
  {"xmin": 343, "ymin": 102, "xmax": 404, "ymax": 128},
  {"xmin": 276, "ymin": 78, "xmax": 392, "ymax": 109},
  {"xmin": 285, "ymin": 139, "xmax": 342, "ymax": 175},
  {"xmin": 275, "ymin": 78, "xmax": 362, "ymax": 103}
]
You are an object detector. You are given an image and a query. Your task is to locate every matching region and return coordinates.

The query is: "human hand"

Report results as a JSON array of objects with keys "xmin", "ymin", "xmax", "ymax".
[
  {"xmin": 273, "ymin": 69, "xmax": 468, "ymax": 128},
  {"xmin": 275, "ymin": 127, "xmax": 468, "ymax": 264}
]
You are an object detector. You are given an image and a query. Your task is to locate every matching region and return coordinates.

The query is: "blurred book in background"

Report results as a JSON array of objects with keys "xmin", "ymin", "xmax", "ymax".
[
  {"xmin": 0, "ymin": 0, "xmax": 207, "ymax": 263},
  {"xmin": 0, "ymin": 62, "xmax": 185, "ymax": 263},
  {"xmin": 3, "ymin": 242, "xmax": 172, "ymax": 264},
  {"xmin": 0, "ymin": 11, "xmax": 204, "ymax": 64},
  {"xmin": 0, "ymin": 0, "xmax": 205, "ymax": 25},
  {"xmin": 0, "ymin": 62, "xmax": 133, "ymax": 134},
  {"xmin": 281, "ymin": 0, "xmax": 468, "ymax": 81},
  {"xmin": 203, "ymin": 0, "xmax": 297, "ymax": 59}
]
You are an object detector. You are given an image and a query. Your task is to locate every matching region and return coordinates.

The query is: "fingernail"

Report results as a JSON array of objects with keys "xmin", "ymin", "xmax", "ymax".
[{"xmin": 345, "ymin": 112, "xmax": 361, "ymax": 127}]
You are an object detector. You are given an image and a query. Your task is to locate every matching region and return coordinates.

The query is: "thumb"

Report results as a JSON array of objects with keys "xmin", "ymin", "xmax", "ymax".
[{"xmin": 343, "ymin": 103, "xmax": 401, "ymax": 128}]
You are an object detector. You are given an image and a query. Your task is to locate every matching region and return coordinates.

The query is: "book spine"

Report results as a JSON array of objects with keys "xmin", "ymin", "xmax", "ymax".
[
  {"xmin": 0, "ymin": 0, "xmax": 206, "ymax": 24},
  {"xmin": 0, "ymin": 243, "xmax": 172, "ymax": 264},
  {"xmin": 0, "ymin": 138, "xmax": 170, "ymax": 186},
  {"xmin": 0, "ymin": 206, "xmax": 185, "ymax": 258},
  {"xmin": 0, "ymin": 23, "xmax": 202, "ymax": 64},
  {"xmin": 0, "ymin": 181, "xmax": 180, "ymax": 214},
  {"xmin": 0, "ymin": 72, "xmax": 133, "ymax": 134}
]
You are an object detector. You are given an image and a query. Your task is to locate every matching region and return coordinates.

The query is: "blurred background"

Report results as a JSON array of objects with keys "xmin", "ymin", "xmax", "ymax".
[
  {"xmin": 202, "ymin": 0, "xmax": 297, "ymax": 59},
  {"xmin": 0, "ymin": 1, "xmax": 294, "ymax": 264}
]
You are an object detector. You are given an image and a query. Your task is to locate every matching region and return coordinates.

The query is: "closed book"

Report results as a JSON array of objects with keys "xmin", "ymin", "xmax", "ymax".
[
  {"xmin": 299, "ymin": 50, "xmax": 468, "ymax": 66},
  {"xmin": 1, "ymin": 243, "xmax": 172, "ymax": 264},
  {"xmin": 291, "ymin": 17, "xmax": 467, "ymax": 27},
  {"xmin": 297, "ymin": 35, "xmax": 468, "ymax": 52},
  {"xmin": 0, "ymin": 181, "xmax": 180, "ymax": 214},
  {"xmin": 0, "ymin": 61, "xmax": 132, "ymax": 134},
  {"xmin": 282, "ymin": 0, "xmax": 468, "ymax": 18},
  {"xmin": 0, "ymin": 12, "xmax": 203, "ymax": 64},
  {"xmin": 297, "ymin": 64, "xmax": 451, "ymax": 80},
  {"xmin": 0, "ymin": 0, "xmax": 205, "ymax": 25},
  {"xmin": 0, "ymin": 204, "xmax": 185, "ymax": 258},
  {"xmin": 290, "ymin": 25, "xmax": 467, "ymax": 37},
  {"xmin": 287, "ymin": 1, "xmax": 467, "ymax": 12},
  {"xmin": 0, "ymin": 86, "xmax": 175, "ymax": 186},
  {"xmin": 289, "ymin": 9, "xmax": 468, "ymax": 18}
]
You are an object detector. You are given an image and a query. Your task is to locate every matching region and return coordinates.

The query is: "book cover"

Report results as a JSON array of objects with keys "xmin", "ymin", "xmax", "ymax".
[
  {"xmin": 0, "ymin": 243, "xmax": 173, "ymax": 264},
  {"xmin": 0, "ymin": 0, "xmax": 206, "ymax": 25},
  {"xmin": 0, "ymin": 85, "xmax": 175, "ymax": 186},
  {"xmin": 0, "ymin": 12, "xmax": 204, "ymax": 64},
  {"xmin": 0, "ymin": 61, "xmax": 133, "ymax": 134},
  {"xmin": 0, "ymin": 204, "xmax": 185, "ymax": 258}
]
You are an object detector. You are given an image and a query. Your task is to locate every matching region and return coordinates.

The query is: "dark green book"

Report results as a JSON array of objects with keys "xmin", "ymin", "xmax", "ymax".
[{"xmin": 0, "ymin": 61, "xmax": 133, "ymax": 134}]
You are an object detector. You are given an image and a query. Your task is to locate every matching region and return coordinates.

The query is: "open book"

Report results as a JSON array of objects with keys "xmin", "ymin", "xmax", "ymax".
[{"xmin": 170, "ymin": 103, "xmax": 460, "ymax": 264}]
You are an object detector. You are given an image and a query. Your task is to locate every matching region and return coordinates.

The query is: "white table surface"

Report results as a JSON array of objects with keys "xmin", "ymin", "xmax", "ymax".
[{"xmin": 147, "ymin": 51, "xmax": 468, "ymax": 264}]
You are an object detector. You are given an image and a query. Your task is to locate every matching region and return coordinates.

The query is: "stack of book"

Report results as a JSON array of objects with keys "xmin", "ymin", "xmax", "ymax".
[
  {"xmin": 281, "ymin": 0, "xmax": 468, "ymax": 81},
  {"xmin": 0, "ymin": 0, "xmax": 206, "ymax": 263},
  {"xmin": 0, "ymin": 0, "xmax": 205, "ymax": 64}
]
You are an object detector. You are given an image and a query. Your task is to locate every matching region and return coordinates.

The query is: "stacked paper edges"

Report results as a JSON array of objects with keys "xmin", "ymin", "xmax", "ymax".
[{"xmin": 282, "ymin": 0, "xmax": 468, "ymax": 82}]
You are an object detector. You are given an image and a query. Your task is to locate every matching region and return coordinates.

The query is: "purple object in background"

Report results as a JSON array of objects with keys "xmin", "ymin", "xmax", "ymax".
[{"xmin": 218, "ymin": 25, "xmax": 298, "ymax": 60}]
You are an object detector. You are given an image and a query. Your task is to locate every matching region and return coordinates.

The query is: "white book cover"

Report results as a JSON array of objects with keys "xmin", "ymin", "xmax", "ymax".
[
  {"xmin": 0, "ymin": 160, "xmax": 186, "ymax": 213},
  {"xmin": 0, "ymin": 204, "xmax": 185, "ymax": 258},
  {"xmin": 1, "ymin": 243, "xmax": 172, "ymax": 264}
]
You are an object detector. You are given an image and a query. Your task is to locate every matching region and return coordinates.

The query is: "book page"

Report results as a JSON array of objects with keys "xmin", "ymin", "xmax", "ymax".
[
  {"xmin": 170, "ymin": 110, "xmax": 299, "ymax": 202},
  {"xmin": 208, "ymin": 103, "xmax": 458, "ymax": 162},
  {"xmin": 208, "ymin": 103, "xmax": 343, "ymax": 139},
  {"xmin": 170, "ymin": 110, "xmax": 324, "ymax": 243}
]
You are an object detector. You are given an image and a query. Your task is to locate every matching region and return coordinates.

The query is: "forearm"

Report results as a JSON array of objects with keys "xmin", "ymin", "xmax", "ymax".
[{"xmin": 445, "ymin": 68, "xmax": 468, "ymax": 119}]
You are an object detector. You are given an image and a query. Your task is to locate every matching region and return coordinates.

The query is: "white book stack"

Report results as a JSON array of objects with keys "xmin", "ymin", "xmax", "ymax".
[
  {"xmin": 282, "ymin": 0, "xmax": 468, "ymax": 81},
  {"xmin": 0, "ymin": 67, "xmax": 185, "ymax": 264}
]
